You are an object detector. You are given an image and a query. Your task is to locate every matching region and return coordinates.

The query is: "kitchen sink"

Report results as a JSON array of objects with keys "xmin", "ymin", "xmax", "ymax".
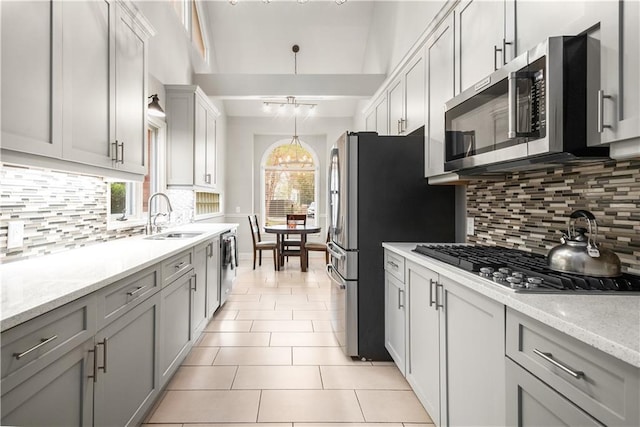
[{"xmin": 144, "ymin": 231, "xmax": 204, "ymax": 240}]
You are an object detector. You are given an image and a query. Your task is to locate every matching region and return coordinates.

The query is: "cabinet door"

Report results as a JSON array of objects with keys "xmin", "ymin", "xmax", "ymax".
[
  {"xmin": 403, "ymin": 52, "xmax": 426, "ymax": 135},
  {"xmin": 375, "ymin": 95, "xmax": 388, "ymax": 135},
  {"xmin": 205, "ymin": 111, "xmax": 217, "ymax": 188},
  {"xmin": 192, "ymin": 242, "xmax": 210, "ymax": 337},
  {"xmin": 1, "ymin": 0, "xmax": 61, "ymax": 158},
  {"xmin": 406, "ymin": 262, "xmax": 440, "ymax": 425},
  {"xmin": 365, "ymin": 109, "xmax": 376, "ymax": 131},
  {"xmin": 0, "ymin": 340, "xmax": 94, "ymax": 426},
  {"xmin": 456, "ymin": 0, "xmax": 514, "ymax": 93},
  {"xmin": 115, "ymin": 3, "xmax": 147, "ymax": 174},
  {"xmin": 166, "ymin": 90, "xmax": 196, "ymax": 185},
  {"xmin": 425, "ymin": 13, "xmax": 454, "ymax": 178},
  {"xmin": 506, "ymin": 358, "xmax": 604, "ymax": 427},
  {"xmin": 384, "ymin": 273, "xmax": 406, "ymax": 375},
  {"xmin": 388, "ymin": 78, "xmax": 404, "ymax": 136},
  {"xmin": 160, "ymin": 272, "xmax": 194, "ymax": 386},
  {"xmin": 61, "ymin": 0, "xmax": 113, "ymax": 169},
  {"xmin": 94, "ymin": 293, "xmax": 159, "ymax": 427},
  {"xmin": 440, "ymin": 277, "xmax": 505, "ymax": 427},
  {"xmin": 206, "ymin": 239, "xmax": 221, "ymax": 319},
  {"xmin": 194, "ymin": 98, "xmax": 208, "ymax": 187}
]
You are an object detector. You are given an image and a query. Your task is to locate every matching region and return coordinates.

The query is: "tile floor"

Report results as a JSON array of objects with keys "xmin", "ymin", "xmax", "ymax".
[{"xmin": 143, "ymin": 256, "xmax": 434, "ymax": 427}]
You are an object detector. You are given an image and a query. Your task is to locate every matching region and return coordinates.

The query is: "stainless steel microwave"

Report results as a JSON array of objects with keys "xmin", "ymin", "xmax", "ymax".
[{"xmin": 444, "ymin": 35, "xmax": 608, "ymax": 173}]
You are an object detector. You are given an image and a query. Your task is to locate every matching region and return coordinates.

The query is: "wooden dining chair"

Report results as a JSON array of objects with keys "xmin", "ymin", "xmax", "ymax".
[
  {"xmin": 248, "ymin": 215, "xmax": 278, "ymax": 270},
  {"xmin": 304, "ymin": 231, "xmax": 329, "ymax": 265},
  {"xmin": 282, "ymin": 214, "xmax": 306, "ymax": 262}
]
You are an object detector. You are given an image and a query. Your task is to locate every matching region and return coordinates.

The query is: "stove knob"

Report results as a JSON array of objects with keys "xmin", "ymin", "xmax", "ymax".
[
  {"xmin": 498, "ymin": 267, "xmax": 512, "ymax": 275},
  {"xmin": 512, "ymin": 272, "xmax": 525, "ymax": 279},
  {"xmin": 492, "ymin": 272, "xmax": 507, "ymax": 282},
  {"xmin": 479, "ymin": 267, "xmax": 494, "ymax": 277},
  {"xmin": 507, "ymin": 276, "xmax": 524, "ymax": 289},
  {"xmin": 526, "ymin": 277, "xmax": 543, "ymax": 289}
]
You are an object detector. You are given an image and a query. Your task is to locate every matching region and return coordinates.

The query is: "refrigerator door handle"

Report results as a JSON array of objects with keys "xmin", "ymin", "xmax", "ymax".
[
  {"xmin": 326, "ymin": 264, "xmax": 347, "ymax": 289},
  {"xmin": 327, "ymin": 242, "xmax": 346, "ymax": 261}
]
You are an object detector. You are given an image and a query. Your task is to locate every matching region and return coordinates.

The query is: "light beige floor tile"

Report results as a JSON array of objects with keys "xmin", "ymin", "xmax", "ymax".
[
  {"xmin": 212, "ymin": 310, "xmax": 239, "ymax": 320},
  {"xmin": 198, "ymin": 332, "xmax": 271, "ymax": 347},
  {"xmin": 205, "ymin": 320, "xmax": 253, "ymax": 332},
  {"xmin": 190, "ymin": 424, "xmax": 291, "ymax": 427},
  {"xmin": 229, "ymin": 287, "xmax": 249, "ymax": 294},
  {"xmin": 235, "ymin": 310, "xmax": 293, "ymax": 320},
  {"xmin": 292, "ymin": 310, "xmax": 332, "ymax": 320},
  {"xmin": 320, "ymin": 366, "xmax": 410, "ymax": 390},
  {"xmin": 258, "ymin": 390, "xmax": 364, "ymax": 422},
  {"xmin": 223, "ymin": 301, "xmax": 276, "ymax": 311},
  {"xmin": 296, "ymin": 423, "xmax": 403, "ymax": 427},
  {"xmin": 167, "ymin": 366, "xmax": 237, "ymax": 390},
  {"xmin": 251, "ymin": 320, "xmax": 313, "ymax": 332},
  {"xmin": 307, "ymin": 294, "xmax": 331, "ymax": 302},
  {"xmin": 140, "ymin": 424, "xmax": 182, "ymax": 427},
  {"xmin": 402, "ymin": 423, "xmax": 436, "ymax": 427},
  {"xmin": 246, "ymin": 287, "xmax": 292, "ymax": 295},
  {"xmin": 259, "ymin": 294, "xmax": 309, "ymax": 303},
  {"xmin": 227, "ymin": 294, "xmax": 261, "ymax": 302},
  {"xmin": 183, "ymin": 347, "xmax": 219, "ymax": 366},
  {"xmin": 214, "ymin": 347, "xmax": 292, "ymax": 366},
  {"xmin": 293, "ymin": 347, "xmax": 371, "ymax": 366},
  {"xmin": 371, "ymin": 361, "xmax": 397, "ymax": 366},
  {"xmin": 356, "ymin": 390, "xmax": 432, "ymax": 423},
  {"xmin": 148, "ymin": 390, "xmax": 260, "ymax": 423},
  {"xmin": 270, "ymin": 332, "xmax": 338, "ymax": 347},
  {"xmin": 290, "ymin": 288, "xmax": 330, "ymax": 295},
  {"xmin": 277, "ymin": 281, "xmax": 321, "ymax": 288},
  {"xmin": 276, "ymin": 302, "xmax": 327, "ymax": 311},
  {"xmin": 233, "ymin": 365, "xmax": 322, "ymax": 389},
  {"xmin": 311, "ymin": 320, "xmax": 332, "ymax": 332}
]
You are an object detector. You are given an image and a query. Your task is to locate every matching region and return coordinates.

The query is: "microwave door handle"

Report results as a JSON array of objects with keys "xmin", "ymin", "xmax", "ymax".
[{"xmin": 508, "ymin": 72, "xmax": 518, "ymax": 138}]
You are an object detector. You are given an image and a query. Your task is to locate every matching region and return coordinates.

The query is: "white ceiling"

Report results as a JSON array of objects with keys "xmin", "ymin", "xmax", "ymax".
[{"xmin": 197, "ymin": 0, "xmax": 441, "ymax": 117}]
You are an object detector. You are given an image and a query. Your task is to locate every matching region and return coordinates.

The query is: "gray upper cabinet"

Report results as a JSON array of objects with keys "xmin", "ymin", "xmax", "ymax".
[
  {"xmin": 1, "ymin": 0, "xmax": 61, "ymax": 158},
  {"xmin": 387, "ymin": 52, "xmax": 426, "ymax": 136},
  {"xmin": 455, "ymin": 0, "xmax": 515, "ymax": 93},
  {"xmin": 425, "ymin": 13, "xmax": 454, "ymax": 178},
  {"xmin": 166, "ymin": 85, "xmax": 220, "ymax": 189},
  {"xmin": 0, "ymin": 0, "xmax": 153, "ymax": 177}
]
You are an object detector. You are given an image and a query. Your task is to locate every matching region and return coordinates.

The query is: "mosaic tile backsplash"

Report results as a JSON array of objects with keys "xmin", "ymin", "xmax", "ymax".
[
  {"xmin": 466, "ymin": 160, "xmax": 640, "ymax": 274},
  {"xmin": 1, "ymin": 164, "xmax": 145, "ymax": 262}
]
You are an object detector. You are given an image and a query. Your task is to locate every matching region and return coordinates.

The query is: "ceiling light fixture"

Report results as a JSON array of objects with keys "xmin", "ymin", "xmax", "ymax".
[
  {"xmin": 147, "ymin": 94, "xmax": 165, "ymax": 118},
  {"xmin": 335, "ymin": 0, "xmax": 347, "ymax": 4}
]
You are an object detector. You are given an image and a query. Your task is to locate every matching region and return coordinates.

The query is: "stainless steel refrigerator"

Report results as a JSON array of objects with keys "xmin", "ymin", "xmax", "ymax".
[{"xmin": 326, "ymin": 131, "xmax": 456, "ymax": 360}]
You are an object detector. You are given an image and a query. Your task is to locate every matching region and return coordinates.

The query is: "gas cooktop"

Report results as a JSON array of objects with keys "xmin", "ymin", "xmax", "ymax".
[{"xmin": 412, "ymin": 244, "xmax": 640, "ymax": 293}]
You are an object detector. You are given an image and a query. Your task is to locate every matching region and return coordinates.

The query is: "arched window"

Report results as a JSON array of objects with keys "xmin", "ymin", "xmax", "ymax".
[{"xmin": 262, "ymin": 141, "xmax": 317, "ymax": 226}]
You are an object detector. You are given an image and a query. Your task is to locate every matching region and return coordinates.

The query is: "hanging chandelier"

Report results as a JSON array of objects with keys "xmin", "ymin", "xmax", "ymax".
[{"xmin": 277, "ymin": 114, "xmax": 313, "ymax": 169}]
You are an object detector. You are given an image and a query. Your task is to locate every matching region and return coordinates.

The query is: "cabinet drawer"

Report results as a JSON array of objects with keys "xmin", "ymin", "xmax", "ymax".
[
  {"xmin": 1, "ymin": 297, "xmax": 97, "ymax": 391},
  {"xmin": 506, "ymin": 308, "xmax": 639, "ymax": 427},
  {"xmin": 96, "ymin": 266, "xmax": 159, "ymax": 328},
  {"xmin": 384, "ymin": 250, "xmax": 405, "ymax": 282},
  {"xmin": 162, "ymin": 249, "xmax": 193, "ymax": 287}
]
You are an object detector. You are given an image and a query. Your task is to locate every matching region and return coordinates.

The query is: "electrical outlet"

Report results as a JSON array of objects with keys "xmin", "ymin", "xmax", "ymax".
[
  {"xmin": 7, "ymin": 221, "xmax": 25, "ymax": 249},
  {"xmin": 466, "ymin": 217, "xmax": 475, "ymax": 236}
]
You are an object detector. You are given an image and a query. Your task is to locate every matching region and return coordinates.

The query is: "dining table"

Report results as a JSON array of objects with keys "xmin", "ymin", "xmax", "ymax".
[{"xmin": 263, "ymin": 224, "xmax": 321, "ymax": 272}]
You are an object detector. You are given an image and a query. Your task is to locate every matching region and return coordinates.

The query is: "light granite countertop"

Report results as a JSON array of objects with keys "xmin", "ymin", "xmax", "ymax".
[
  {"xmin": 383, "ymin": 242, "xmax": 640, "ymax": 369},
  {"xmin": 0, "ymin": 223, "xmax": 238, "ymax": 332}
]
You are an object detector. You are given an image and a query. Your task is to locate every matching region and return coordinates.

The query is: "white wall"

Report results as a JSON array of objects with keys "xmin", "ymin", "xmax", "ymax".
[{"xmin": 225, "ymin": 116, "xmax": 352, "ymax": 256}]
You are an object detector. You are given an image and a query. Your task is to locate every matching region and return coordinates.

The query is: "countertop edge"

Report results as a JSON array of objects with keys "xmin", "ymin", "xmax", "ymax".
[
  {"xmin": 1, "ymin": 223, "xmax": 238, "ymax": 332},
  {"xmin": 382, "ymin": 242, "xmax": 640, "ymax": 369}
]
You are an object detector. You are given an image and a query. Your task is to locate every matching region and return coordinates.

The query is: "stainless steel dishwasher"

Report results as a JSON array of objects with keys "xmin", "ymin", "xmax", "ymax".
[{"xmin": 220, "ymin": 229, "xmax": 237, "ymax": 306}]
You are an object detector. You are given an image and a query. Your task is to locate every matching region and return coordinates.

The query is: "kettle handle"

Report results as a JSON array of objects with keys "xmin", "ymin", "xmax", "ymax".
[{"xmin": 568, "ymin": 210, "xmax": 600, "ymax": 257}]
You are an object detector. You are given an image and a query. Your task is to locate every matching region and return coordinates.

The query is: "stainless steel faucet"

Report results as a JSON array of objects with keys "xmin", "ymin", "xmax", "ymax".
[{"xmin": 146, "ymin": 192, "xmax": 173, "ymax": 235}]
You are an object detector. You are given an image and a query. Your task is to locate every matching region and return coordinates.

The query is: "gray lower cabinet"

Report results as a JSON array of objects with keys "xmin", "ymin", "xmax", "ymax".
[
  {"xmin": 506, "ymin": 358, "xmax": 603, "ymax": 427},
  {"xmin": 1, "ymin": 338, "xmax": 95, "ymax": 426},
  {"xmin": 384, "ymin": 272, "xmax": 406, "ymax": 376},
  {"xmin": 403, "ymin": 260, "xmax": 505, "ymax": 427},
  {"xmin": 193, "ymin": 242, "xmax": 210, "ymax": 336},
  {"xmin": 159, "ymin": 270, "xmax": 195, "ymax": 387},
  {"xmin": 206, "ymin": 238, "xmax": 221, "ymax": 319},
  {"xmin": 93, "ymin": 292, "xmax": 160, "ymax": 427}
]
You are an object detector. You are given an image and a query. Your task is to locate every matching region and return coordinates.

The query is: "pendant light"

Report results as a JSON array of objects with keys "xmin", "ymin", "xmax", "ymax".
[{"xmin": 147, "ymin": 94, "xmax": 166, "ymax": 118}]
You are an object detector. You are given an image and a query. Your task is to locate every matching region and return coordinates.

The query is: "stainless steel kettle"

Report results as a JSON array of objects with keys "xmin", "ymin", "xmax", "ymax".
[{"xmin": 547, "ymin": 210, "xmax": 621, "ymax": 277}]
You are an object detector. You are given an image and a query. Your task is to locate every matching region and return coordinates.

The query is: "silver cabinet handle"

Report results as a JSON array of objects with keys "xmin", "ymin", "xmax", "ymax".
[
  {"xmin": 398, "ymin": 288, "xmax": 405, "ymax": 309},
  {"xmin": 400, "ymin": 118, "xmax": 406, "ymax": 133},
  {"xmin": 494, "ymin": 45, "xmax": 502, "ymax": 71},
  {"xmin": 387, "ymin": 260, "xmax": 399, "ymax": 270},
  {"xmin": 205, "ymin": 173, "xmax": 212, "ymax": 184},
  {"xmin": 502, "ymin": 38, "xmax": 512, "ymax": 65},
  {"xmin": 97, "ymin": 338, "xmax": 108, "ymax": 373},
  {"xmin": 111, "ymin": 141, "xmax": 118, "ymax": 162},
  {"xmin": 435, "ymin": 282, "xmax": 444, "ymax": 309},
  {"xmin": 118, "ymin": 141, "xmax": 124, "ymax": 164},
  {"xmin": 89, "ymin": 346, "xmax": 98, "ymax": 383},
  {"xmin": 597, "ymin": 90, "xmax": 612, "ymax": 133},
  {"xmin": 191, "ymin": 274, "xmax": 197, "ymax": 292},
  {"xmin": 13, "ymin": 335, "xmax": 58, "ymax": 359},
  {"xmin": 126, "ymin": 285, "xmax": 146, "ymax": 297},
  {"xmin": 533, "ymin": 348, "xmax": 584, "ymax": 379},
  {"xmin": 429, "ymin": 279, "xmax": 435, "ymax": 307},
  {"xmin": 207, "ymin": 242, "xmax": 213, "ymax": 258},
  {"xmin": 175, "ymin": 261, "xmax": 186, "ymax": 270}
]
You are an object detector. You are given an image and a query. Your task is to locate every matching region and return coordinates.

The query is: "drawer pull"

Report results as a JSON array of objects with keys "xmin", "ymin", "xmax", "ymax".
[
  {"xmin": 533, "ymin": 348, "xmax": 584, "ymax": 379},
  {"xmin": 175, "ymin": 261, "xmax": 186, "ymax": 269},
  {"xmin": 98, "ymin": 338, "xmax": 108, "ymax": 373},
  {"xmin": 88, "ymin": 346, "xmax": 98, "ymax": 383},
  {"xmin": 126, "ymin": 285, "xmax": 147, "ymax": 297},
  {"xmin": 13, "ymin": 335, "xmax": 58, "ymax": 360},
  {"xmin": 387, "ymin": 260, "xmax": 399, "ymax": 269}
]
